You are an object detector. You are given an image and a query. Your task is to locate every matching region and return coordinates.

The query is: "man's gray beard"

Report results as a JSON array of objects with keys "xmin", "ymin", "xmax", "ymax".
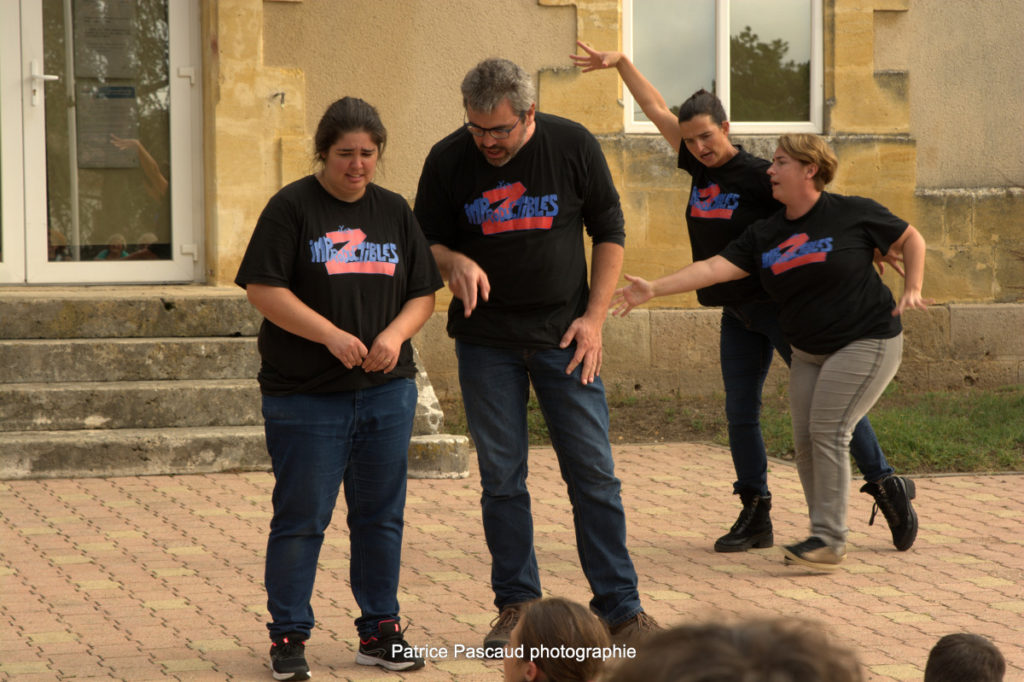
[{"xmin": 484, "ymin": 152, "xmax": 511, "ymax": 167}]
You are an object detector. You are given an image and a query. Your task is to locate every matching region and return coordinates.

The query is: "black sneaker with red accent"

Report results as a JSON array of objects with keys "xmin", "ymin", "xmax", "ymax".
[
  {"xmin": 356, "ymin": 619, "xmax": 425, "ymax": 671},
  {"xmin": 269, "ymin": 633, "xmax": 310, "ymax": 681}
]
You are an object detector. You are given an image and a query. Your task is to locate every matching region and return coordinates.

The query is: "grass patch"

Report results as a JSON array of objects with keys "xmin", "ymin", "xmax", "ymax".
[
  {"xmin": 439, "ymin": 384, "xmax": 1024, "ymax": 475},
  {"xmin": 862, "ymin": 384, "xmax": 1024, "ymax": 473},
  {"xmin": 758, "ymin": 383, "xmax": 1024, "ymax": 474},
  {"xmin": 440, "ymin": 395, "xmax": 551, "ymax": 446}
]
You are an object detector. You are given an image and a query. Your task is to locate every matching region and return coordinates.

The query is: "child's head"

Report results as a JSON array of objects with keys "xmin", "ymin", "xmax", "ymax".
[
  {"xmin": 924, "ymin": 633, "xmax": 1005, "ymax": 682},
  {"xmin": 505, "ymin": 598, "xmax": 610, "ymax": 682},
  {"xmin": 610, "ymin": 618, "xmax": 863, "ymax": 682}
]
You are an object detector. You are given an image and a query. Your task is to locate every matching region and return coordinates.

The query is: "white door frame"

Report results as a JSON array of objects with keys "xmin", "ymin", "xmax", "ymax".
[
  {"xmin": 4, "ymin": 0, "xmax": 203, "ymax": 285},
  {"xmin": 0, "ymin": 2, "xmax": 27, "ymax": 283}
]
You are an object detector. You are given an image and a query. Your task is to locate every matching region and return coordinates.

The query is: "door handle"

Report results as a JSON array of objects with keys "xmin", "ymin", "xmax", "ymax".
[{"xmin": 29, "ymin": 60, "xmax": 59, "ymax": 106}]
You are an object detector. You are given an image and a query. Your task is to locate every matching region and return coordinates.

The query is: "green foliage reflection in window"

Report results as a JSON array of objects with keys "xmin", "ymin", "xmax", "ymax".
[{"xmin": 730, "ymin": 25, "xmax": 810, "ymax": 122}]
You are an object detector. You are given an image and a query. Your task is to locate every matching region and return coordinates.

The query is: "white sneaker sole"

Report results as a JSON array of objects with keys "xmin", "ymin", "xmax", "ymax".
[{"xmin": 355, "ymin": 651, "xmax": 421, "ymax": 671}]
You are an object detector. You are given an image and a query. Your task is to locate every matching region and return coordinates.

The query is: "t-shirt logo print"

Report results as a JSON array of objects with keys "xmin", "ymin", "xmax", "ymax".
[
  {"xmin": 689, "ymin": 183, "xmax": 740, "ymax": 219},
  {"xmin": 761, "ymin": 233, "xmax": 834, "ymax": 275},
  {"xmin": 310, "ymin": 227, "xmax": 398, "ymax": 276},
  {"xmin": 463, "ymin": 181, "xmax": 559, "ymax": 235}
]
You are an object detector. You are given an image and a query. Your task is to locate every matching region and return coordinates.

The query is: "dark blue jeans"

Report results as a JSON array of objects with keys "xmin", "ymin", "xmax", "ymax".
[
  {"xmin": 720, "ymin": 301, "xmax": 894, "ymax": 496},
  {"xmin": 456, "ymin": 340, "xmax": 642, "ymax": 627},
  {"xmin": 261, "ymin": 378, "xmax": 416, "ymax": 641}
]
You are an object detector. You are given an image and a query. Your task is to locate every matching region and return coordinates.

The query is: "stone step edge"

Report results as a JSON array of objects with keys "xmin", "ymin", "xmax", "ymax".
[
  {"xmin": 0, "ymin": 429, "xmax": 470, "ymax": 481},
  {"xmin": 0, "ymin": 337, "xmax": 256, "ymax": 345},
  {"xmin": 1, "ymin": 378, "xmax": 258, "ymax": 391}
]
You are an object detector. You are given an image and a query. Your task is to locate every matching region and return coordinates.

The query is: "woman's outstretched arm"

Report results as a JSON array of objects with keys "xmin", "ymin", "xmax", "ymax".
[{"xmin": 610, "ymin": 256, "xmax": 749, "ymax": 316}]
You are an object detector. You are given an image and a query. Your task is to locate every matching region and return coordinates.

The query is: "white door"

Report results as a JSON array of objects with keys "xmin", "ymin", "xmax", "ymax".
[{"xmin": 1, "ymin": 0, "xmax": 202, "ymax": 284}]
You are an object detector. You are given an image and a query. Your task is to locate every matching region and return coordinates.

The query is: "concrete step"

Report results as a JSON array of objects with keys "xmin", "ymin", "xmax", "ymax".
[
  {"xmin": 1, "ymin": 376, "xmax": 446, "ymax": 436},
  {"xmin": 0, "ymin": 286, "xmax": 260, "ymax": 339},
  {"xmin": 0, "ymin": 379, "xmax": 262, "ymax": 432},
  {"xmin": 0, "ymin": 286, "xmax": 470, "ymax": 481},
  {"xmin": 0, "ymin": 337, "xmax": 258, "ymax": 383},
  {"xmin": 0, "ymin": 426, "xmax": 269, "ymax": 479},
  {"xmin": 0, "ymin": 428, "xmax": 471, "ymax": 480}
]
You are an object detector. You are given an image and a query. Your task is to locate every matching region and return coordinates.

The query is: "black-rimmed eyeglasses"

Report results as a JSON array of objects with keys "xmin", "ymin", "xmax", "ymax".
[{"xmin": 464, "ymin": 117, "xmax": 521, "ymax": 140}]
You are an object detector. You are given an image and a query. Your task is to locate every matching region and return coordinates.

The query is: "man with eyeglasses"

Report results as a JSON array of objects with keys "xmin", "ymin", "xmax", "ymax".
[{"xmin": 414, "ymin": 58, "xmax": 659, "ymax": 653}]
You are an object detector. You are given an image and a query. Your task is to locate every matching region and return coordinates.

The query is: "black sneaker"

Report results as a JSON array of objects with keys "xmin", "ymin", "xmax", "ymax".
[
  {"xmin": 781, "ymin": 536, "xmax": 846, "ymax": 571},
  {"xmin": 356, "ymin": 619, "xmax": 425, "ymax": 672},
  {"xmin": 714, "ymin": 491, "xmax": 773, "ymax": 552},
  {"xmin": 860, "ymin": 475, "xmax": 918, "ymax": 551},
  {"xmin": 269, "ymin": 634, "xmax": 310, "ymax": 681},
  {"xmin": 483, "ymin": 603, "xmax": 525, "ymax": 658}
]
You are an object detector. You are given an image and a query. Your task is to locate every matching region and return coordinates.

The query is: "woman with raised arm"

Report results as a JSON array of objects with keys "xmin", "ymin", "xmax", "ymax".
[
  {"xmin": 572, "ymin": 42, "xmax": 920, "ymax": 556},
  {"xmin": 611, "ymin": 134, "xmax": 929, "ymax": 570}
]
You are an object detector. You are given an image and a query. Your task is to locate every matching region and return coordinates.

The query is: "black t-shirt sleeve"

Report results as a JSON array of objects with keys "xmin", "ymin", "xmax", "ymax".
[
  {"xmin": 234, "ymin": 191, "xmax": 301, "ymax": 289},
  {"xmin": 859, "ymin": 197, "xmax": 909, "ymax": 253},
  {"xmin": 413, "ymin": 139, "xmax": 460, "ymax": 247},
  {"xmin": 677, "ymin": 144, "xmax": 699, "ymax": 176},
  {"xmin": 413, "ymin": 131, "xmax": 468, "ymax": 248},
  {"xmin": 580, "ymin": 133, "xmax": 626, "ymax": 246},
  {"xmin": 402, "ymin": 207, "xmax": 445, "ymax": 299}
]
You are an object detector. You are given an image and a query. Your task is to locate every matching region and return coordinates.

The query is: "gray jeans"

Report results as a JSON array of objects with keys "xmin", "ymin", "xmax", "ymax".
[{"xmin": 789, "ymin": 335, "xmax": 903, "ymax": 550}]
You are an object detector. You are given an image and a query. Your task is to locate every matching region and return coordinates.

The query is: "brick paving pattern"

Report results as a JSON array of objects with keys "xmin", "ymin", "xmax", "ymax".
[{"xmin": 1, "ymin": 443, "xmax": 1021, "ymax": 681}]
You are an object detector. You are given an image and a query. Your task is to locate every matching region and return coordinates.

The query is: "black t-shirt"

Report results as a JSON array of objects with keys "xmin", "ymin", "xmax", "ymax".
[
  {"xmin": 719, "ymin": 192, "xmax": 908, "ymax": 354},
  {"xmin": 678, "ymin": 145, "xmax": 782, "ymax": 306},
  {"xmin": 235, "ymin": 177, "xmax": 443, "ymax": 395},
  {"xmin": 414, "ymin": 112, "xmax": 626, "ymax": 349}
]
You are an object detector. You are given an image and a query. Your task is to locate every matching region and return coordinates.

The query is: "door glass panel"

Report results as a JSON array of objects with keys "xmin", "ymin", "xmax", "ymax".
[{"xmin": 44, "ymin": 0, "xmax": 170, "ymax": 263}]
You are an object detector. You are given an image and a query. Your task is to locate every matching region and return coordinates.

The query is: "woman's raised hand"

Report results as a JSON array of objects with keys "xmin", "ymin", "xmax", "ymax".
[{"xmin": 570, "ymin": 40, "xmax": 623, "ymax": 72}]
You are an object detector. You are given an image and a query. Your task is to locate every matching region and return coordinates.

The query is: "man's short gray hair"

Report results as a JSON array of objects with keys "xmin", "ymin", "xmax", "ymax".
[{"xmin": 461, "ymin": 58, "xmax": 536, "ymax": 117}]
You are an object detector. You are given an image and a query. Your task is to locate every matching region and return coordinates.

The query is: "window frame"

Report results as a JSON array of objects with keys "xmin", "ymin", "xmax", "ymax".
[{"xmin": 622, "ymin": 0, "xmax": 824, "ymax": 135}]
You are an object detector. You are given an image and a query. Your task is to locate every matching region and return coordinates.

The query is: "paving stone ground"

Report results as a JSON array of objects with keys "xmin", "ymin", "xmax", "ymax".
[{"xmin": 1, "ymin": 443, "xmax": 1021, "ymax": 681}]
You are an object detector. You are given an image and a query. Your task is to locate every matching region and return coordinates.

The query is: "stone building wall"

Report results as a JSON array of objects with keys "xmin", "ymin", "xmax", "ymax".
[{"xmin": 202, "ymin": 0, "xmax": 1023, "ymax": 401}]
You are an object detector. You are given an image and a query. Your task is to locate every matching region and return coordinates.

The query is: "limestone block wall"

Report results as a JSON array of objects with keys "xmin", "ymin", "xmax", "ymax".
[
  {"xmin": 415, "ymin": 304, "xmax": 1024, "ymax": 404},
  {"xmin": 260, "ymin": 0, "xmax": 575, "ymax": 202},
  {"xmin": 411, "ymin": 0, "xmax": 1024, "ymax": 403},
  {"xmin": 828, "ymin": 0, "xmax": 912, "ymax": 136},
  {"xmin": 203, "ymin": 0, "xmax": 1023, "ymax": 403},
  {"xmin": 202, "ymin": 0, "xmax": 311, "ymax": 287},
  {"xmin": 898, "ymin": 304, "xmax": 1024, "ymax": 391},
  {"xmin": 914, "ymin": 188, "xmax": 1024, "ymax": 303},
  {"xmin": 206, "ymin": 0, "xmax": 1022, "ymax": 303},
  {"xmin": 554, "ymin": 0, "xmax": 1024, "ymax": 310},
  {"xmin": 205, "ymin": 0, "xmax": 576, "ymax": 287}
]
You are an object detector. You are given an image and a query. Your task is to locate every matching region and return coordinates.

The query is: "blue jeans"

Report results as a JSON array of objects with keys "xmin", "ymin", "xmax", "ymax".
[
  {"xmin": 455, "ymin": 340, "xmax": 642, "ymax": 627},
  {"xmin": 261, "ymin": 378, "xmax": 416, "ymax": 641},
  {"xmin": 720, "ymin": 301, "xmax": 894, "ymax": 496}
]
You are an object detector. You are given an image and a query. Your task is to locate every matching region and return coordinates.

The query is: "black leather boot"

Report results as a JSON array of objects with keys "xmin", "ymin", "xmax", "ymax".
[
  {"xmin": 860, "ymin": 475, "xmax": 918, "ymax": 551},
  {"xmin": 714, "ymin": 491, "xmax": 773, "ymax": 552}
]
